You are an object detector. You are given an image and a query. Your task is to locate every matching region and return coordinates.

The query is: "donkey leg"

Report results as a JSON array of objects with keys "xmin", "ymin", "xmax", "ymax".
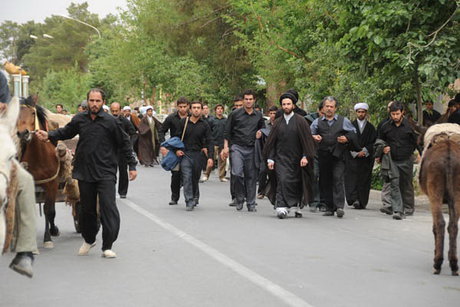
[
  {"xmin": 447, "ymin": 211, "xmax": 459, "ymax": 276},
  {"xmin": 431, "ymin": 205, "xmax": 445, "ymax": 274}
]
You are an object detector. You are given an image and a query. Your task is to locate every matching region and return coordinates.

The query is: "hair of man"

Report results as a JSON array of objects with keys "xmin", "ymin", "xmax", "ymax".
[
  {"xmin": 389, "ymin": 101, "xmax": 404, "ymax": 112},
  {"xmin": 177, "ymin": 97, "xmax": 190, "ymax": 106},
  {"xmin": 86, "ymin": 88, "xmax": 106, "ymax": 102}
]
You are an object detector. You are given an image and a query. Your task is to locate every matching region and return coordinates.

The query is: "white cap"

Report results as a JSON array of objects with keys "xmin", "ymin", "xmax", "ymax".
[
  {"xmin": 123, "ymin": 106, "xmax": 131, "ymax": 111},
  {"xmin": 354, "ymin": 102, "xmax": 369, "ymax": 111},
  {"xmin": 103, "ymin": 105, "xmax": 110, "ymax": 110}
]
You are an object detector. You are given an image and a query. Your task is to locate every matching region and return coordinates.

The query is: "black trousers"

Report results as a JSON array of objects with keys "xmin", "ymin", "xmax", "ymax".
[
  {"xmin": 318, "ymin": 150, "xmax": 345, "ymax": 212},
  {"xmin": 257, "ymin": 168, "xmax": 268, "ymax": 195},
  {"xmin": 118, "ymin": 158, "xmax": 128, "ymax": 196},
  {"xmin": 78, "ymin": 180, "xmax": 119, "ymax": 251},
  {"xmin": 171, "ymin": 170, "xmax": 181, "ymax": 202},
  {"xmin": 345, "ymin": 156, "xmax": 373, "ymax": 208}
]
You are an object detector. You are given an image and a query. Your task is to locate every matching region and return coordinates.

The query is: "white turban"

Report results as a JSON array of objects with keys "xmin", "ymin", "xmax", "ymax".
[
  {"xmin": 354, "ymin": 102, "xmax": 369, "ymax": 111},
  {"xmin": 102, "ymin": 105, "xmax": 110, "ymax": 111},
  {"xmin": 123, "ymin": 106, "xmax": 131, "ymax": 111}
]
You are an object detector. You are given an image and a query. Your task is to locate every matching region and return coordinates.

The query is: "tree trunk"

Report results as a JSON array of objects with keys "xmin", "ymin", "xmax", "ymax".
[
  {"xmin": 414, "ymin": 68, "xmax": 423, "ymax": 125},
  {"xmin": 266, "ymin": 80, "xmax": 286, "ymax": 113}
]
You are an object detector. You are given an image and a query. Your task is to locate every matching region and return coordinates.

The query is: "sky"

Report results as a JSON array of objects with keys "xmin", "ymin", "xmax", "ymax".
[{"xmin": 0, "ymin": 0, "xmax": 127, "ymax": 23}]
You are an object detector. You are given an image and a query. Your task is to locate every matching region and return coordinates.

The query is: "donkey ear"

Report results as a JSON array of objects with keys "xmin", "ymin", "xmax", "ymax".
[{"xmin": 1, "ymin": 97, "xmax": 19, "ymax": 132}]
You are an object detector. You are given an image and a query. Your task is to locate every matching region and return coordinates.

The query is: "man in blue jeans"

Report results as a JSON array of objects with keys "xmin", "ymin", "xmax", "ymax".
[
  {"xmin": 173, "ymin": 101, "xmax": 214, "ymax": 211},
  {"xmin": 222, "ymin": 89, "xmax": 265, "ymax": 212}
]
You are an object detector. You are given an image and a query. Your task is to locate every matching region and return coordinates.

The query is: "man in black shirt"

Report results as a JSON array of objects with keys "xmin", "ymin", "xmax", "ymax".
[
  {"xmin": 222, "ymin": 89, "xmax": 265, "ymax": 211},
  {"xmin": 377, "ymin": 101, "xmax": 417, "ymax": 219},
  {"xmin": 159, "ymin": 97, "xmax": 189, "ymax": 205},
  {"xmin": 173, "ymin": 102, "xmax": 213, "ymax": 211},
  {"xmin": 110, "ymin": 102, "xmax": 136, "ymax": 198},
  {"xmin": 203, "ymin": 104, "xmax": 227, "ymax": 181},
  {"xmin": 37, "ymin": 88, "xmax": 137, "ymax": 258}
]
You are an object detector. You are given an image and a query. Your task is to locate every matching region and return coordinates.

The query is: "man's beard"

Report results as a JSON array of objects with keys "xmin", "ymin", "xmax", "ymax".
[
  {"xmin": 90, "ymin": 107, "xmax": 100, "ymax": 114},
  {"xmin": 283, "ymin": 108, "xmax": 293, "ymax": 115}
]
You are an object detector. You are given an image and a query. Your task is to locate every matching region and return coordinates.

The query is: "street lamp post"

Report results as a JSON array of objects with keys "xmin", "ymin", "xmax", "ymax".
[{"xmin": 56, "ymin": 14, "xmax": 101, "ymax": 39}]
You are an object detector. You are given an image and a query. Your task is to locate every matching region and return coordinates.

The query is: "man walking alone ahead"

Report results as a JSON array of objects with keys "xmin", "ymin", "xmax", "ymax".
[{"xmin": 37, "ymin": 88, "xmax": 137, "ymax": 258}]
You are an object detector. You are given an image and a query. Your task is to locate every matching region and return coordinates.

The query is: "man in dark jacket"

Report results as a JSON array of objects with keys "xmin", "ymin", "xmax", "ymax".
[
  {"xmin": 159, "ymin": 97, "xmax": 189, "ymax": 205},
  {"xmin": 310, "ymin": 96, "xmax": 359, "ymax": 218},
  {"xmin": 37, "ymin": 88, "xmax": 137, "ymax": 258},
  {"xmin": 344, "ymin": 103, "xmax": 377, "ymax": 209},
  {"xmin": 110, "ymin": 102, "xmax": 136, "ymax": 198}
]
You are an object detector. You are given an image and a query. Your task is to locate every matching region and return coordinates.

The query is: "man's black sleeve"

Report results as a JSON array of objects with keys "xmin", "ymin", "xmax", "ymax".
[
  {"xmin": 48, "ymin": 115, "xmax": 80, "ymax": 142},
  {"xmin": 159, "ymin": 115, "xmax": 172, "ymax": 143}
]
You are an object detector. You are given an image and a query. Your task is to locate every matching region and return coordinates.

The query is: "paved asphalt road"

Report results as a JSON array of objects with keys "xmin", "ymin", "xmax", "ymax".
[{"xmin": 1, "ymin": 166, "xmax": 459, "ymax": 307}]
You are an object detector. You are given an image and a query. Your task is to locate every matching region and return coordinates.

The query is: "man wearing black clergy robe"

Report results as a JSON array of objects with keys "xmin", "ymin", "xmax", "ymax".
[
  {"xmin": 345, "ymin": 103, "xmax": 377, "ymax": 209},
  {"xmin": 263, "ymin": 92, "xmax": 316, "ymax": 219}
]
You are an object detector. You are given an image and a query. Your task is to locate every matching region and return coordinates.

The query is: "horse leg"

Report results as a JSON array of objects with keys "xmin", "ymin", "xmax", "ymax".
[
  {"xmin": 45, "ymin": 182, "xmax": 59, "ymax": 237},
  {"xmin": 447, "ymin": 205, "xmax": 459, "ymax": 276},
  {"xmin": 43, "ymin": 210, "xmax": 53, "ymax": 249},
  {"xmin": 431, "ymin": 201, "xmax": 445, "ymax": 275}
]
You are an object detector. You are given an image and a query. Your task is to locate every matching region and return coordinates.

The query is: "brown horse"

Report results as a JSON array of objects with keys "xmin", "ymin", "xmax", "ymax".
[
  {"xmin": 419, "ymin": 123, "xmax": 460, "ymax": 276},
  {"xmin": 17, "ymin": 100, "xmax": 60, "ymax": 248}
]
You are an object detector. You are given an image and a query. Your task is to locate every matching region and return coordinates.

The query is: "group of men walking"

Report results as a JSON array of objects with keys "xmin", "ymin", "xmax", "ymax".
[{"xmin": 157, "ymin": 90, "xmax": 456, "ymax": 223}]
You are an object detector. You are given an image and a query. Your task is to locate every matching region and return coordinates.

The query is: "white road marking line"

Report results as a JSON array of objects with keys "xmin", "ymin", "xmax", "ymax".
[{"xmin": 123, "ymin": 199, "xmax": 314, "ymax": 307}]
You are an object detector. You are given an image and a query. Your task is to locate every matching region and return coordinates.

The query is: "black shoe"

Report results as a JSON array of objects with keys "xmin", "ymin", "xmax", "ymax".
[
  {"xmin": 236, "ymin": 203, "xmax": 244, "ymax": 211},
  {"xmin": 295, "ymin": 212, "xmax": 303, "ymax": 218},
  {"xmin": 352, "ymin": 201, "xmax": 361, "ymax": 209},
  {"xmin": 9, "ymin": 252, "xmax": 34, "ymax": 278},
  {"xmin": 380, "ymin": 206, "xmax": 393, "ymax": 215},
  {"xmin": 194, "ymin": 198, "xmax": 199, "ymax": 207},
  {"xmin": 248, "ymin": 206, "xmax": 257, "ymax": 212},
  {"xmin": 393, "ymin": 212, "xmax": 404, "ymax": 220},
  {"xmin": 229, "ymin": 199, "xmax": 237, "ymax": 207},
  {"xmin": 318, "ymin": 203, "xmax": 327, "ymax": 212},
  {"xmin": 405, "ymin": 210, "xmax": 414, "ymax": 216},
  {"xmin": 323, "ymin": 211, "xmax": 334, "ymax": 216},
  {"xmin": 169, "ymin": 200, "xmax": 178, "ymax": 205},
  {"xmin": 336, "ymin": 208, "xmax": 344, "ymax": 218},
  {"xmin": 120, "ymin": 195, "xmax": 126, "ymax": 199},
  {"xmin": 186, "ymin": 204, "xmax": 194, "ymax": 211}
]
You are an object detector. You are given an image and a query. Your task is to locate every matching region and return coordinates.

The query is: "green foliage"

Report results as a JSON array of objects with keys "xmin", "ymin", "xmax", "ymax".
[
  {"xmin": 2, "ymin": 0, "xmax": 458, "ymax": 117},
  {"xmin": 39, "ymin": 67, "xmax": 91, "ymax": 112}
]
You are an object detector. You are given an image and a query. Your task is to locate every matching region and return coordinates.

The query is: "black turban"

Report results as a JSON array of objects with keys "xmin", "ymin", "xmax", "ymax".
[{"xmin": 279, "ymin": 91, "xmax": 298, "ymax": 105}]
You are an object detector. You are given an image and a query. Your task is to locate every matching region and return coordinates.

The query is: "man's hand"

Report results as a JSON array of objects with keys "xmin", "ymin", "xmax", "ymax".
[
  {"xmin": 357, "ymin": 151, "xmax": 366, "ymax": 158},
  {"xmin": 129, "ymin": 170, "xmax": 137, "ymax": 181},
  {"xmin": 313, "ymin": 135, "xmax": 322, "ymax": 142},
  {"xmin": 207, "ymin": 158, "xmax": 213, "ymax": 168},
  {"xmin": 221, "ymin": 147, "xmax": 229, "ymax": 160},
  {"xmin": 337, "ymin": 135, "xmax": 348, "ymax": 144},
  {"xmin": 300, "ymin": 157, "xmax": 308, "ymax": 167},
  {"xmin": 176, "ymin": 150, "xmax": 185, "ymax": 157},
  {"xmin": 160, "ymin": 146, "xmax": 168, "ymax": 156},
  {"xmin": 36, "ymin": 130, "xmax": 49, "ymax": 142},
  {"xmin": 0, "ymin": 102, "xmax": 7, "ymax": 113},
  {"xmin": 256, "ymin": 130, "xmax": 262, "ymax": 139},
  {"xmin": 268, "ymin": 161, "xmax": 274, "ymax": 170},
  {"xmin": 375, "ymin": 157, "xmax": 381, "ymax": 164},
  {"xmin": 383, "ymin": 146, "xmax": 391, "ymax": 154}
]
